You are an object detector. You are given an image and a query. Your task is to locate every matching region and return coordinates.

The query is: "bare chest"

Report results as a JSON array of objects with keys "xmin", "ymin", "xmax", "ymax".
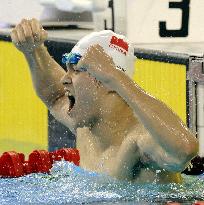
[
  {"xmin": 76, "ymin": 128, "xmax": 119, "ymax": 174},
  {"xmin": 75, "ymin": 128, "xmax": 182, "ymax": 183}
]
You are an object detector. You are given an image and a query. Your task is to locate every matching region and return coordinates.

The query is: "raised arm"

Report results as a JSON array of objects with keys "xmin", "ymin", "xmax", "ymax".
[
  {"xmin": 10, "ymin": 19, "xmax": 74, "ymax": 131},
  {"xmin": 11, "ymin": 18, "xmax": 66, "ymax": 108},
  {"xmin": 77, "ymin": 44, "xmax": 198, "ymax": 172}
]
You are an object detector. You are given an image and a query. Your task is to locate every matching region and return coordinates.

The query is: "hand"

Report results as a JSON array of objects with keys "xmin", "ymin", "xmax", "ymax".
[
  {"xmin": 11, "ymin": 18, "xmax": 47, "ymax": 54},
  {"xmin": 77, "ymin": 44, "xmax": 122, "ymax": 90}
]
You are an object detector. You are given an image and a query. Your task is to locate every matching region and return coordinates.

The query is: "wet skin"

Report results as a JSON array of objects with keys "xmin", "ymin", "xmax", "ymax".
[
  {"xmin": 59, "ymin": 48, "xmax": 183, "ymax": 183},
  {"xmin": 11, "ymin": 18, "xmax": 198, "ymax": 183}
]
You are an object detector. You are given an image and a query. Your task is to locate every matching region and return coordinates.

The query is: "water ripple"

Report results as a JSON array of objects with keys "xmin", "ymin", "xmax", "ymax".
[{"xmin": 0, "ymin": 161, "xmax": 203, "ymax": 205}]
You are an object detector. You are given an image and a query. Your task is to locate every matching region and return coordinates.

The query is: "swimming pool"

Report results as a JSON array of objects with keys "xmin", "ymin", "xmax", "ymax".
[{"xmin": 0, "ymin": 161, "xmax": 204, "ymax": 205}]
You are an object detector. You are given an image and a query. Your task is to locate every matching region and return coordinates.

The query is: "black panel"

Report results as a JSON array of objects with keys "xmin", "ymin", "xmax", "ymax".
[
  {"xmin": 0, "ymin": 34, "xmax": 11, "ymax": 42},
  {"xmin": 45, "ymin": 40, "xmax": 75, "ymax": 68},
  {"xmin": 48, "ymin": 112, "xmax": 76, "ymax": 151},
  {"xmin": 183, "ymin": 156, "xmax": 204, "ymax": 175},
  {"xmin": 135, "ymin": 48, "xmax": 189, "ymax": 66}
]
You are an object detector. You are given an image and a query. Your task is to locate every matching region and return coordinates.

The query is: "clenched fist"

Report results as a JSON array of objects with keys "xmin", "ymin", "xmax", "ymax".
[{"xmin": 11, "ymin": 18, "xmax": 47, "ymax": 54}]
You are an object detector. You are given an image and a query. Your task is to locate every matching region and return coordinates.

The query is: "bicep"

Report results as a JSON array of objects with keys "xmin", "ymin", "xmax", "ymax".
[{"xmin": 136, "ymin": 126, "xmax": 187, "ymax": 172}]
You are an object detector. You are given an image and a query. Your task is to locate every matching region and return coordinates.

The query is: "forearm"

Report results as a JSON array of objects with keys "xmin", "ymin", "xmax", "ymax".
[
  {"xmin": 24, "ymin": 44, "xmax": 66, "ymax": 108},
  {"xmin": 112, "ymin": 71, "xmax": 198, "ymax": 161}
]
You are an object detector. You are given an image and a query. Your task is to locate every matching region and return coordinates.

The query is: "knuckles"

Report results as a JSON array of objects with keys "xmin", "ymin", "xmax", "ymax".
[
  {"xmin": 11, "ymin": 18, "xmax": 45, "ymax": 42},
  {"xmin": 10, "ymin": 18, "xmax": 47, "ymax": 51}
]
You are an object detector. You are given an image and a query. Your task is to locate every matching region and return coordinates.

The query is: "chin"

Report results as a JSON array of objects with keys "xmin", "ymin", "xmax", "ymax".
[
  {"xmin": 67, "ymin": 96, "xmax": 99, "ymax": 128},
  {"xmin": 76, "ymin": 114, "xmax": 98, "ymax": 129}
]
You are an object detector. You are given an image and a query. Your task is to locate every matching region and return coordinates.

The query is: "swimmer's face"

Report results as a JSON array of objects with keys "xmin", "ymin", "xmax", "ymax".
[{"xmin": 62, "ymin": 64, "xmax": 106, "ymax": 129}]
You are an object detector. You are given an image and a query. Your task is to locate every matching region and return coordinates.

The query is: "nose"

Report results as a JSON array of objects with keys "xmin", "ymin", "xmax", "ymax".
[{"xmin": 61, "ymin": 74, "xmax": 72, "ymax": 85}]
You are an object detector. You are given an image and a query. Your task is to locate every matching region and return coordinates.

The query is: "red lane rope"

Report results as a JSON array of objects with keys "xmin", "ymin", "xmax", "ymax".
[{"xmin": 0, "ymin": 148, "xmax": 80, "ymax": 178}]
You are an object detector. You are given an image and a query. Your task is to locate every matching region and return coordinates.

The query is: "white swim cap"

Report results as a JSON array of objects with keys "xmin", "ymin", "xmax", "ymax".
[{"xmin": 71, "ymin": 30, "xmax": 135, "ymax": 78}]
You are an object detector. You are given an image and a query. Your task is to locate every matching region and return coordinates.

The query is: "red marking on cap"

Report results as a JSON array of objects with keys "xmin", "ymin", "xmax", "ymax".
[{"xmin": 109, "ymin": 36, "xmax": 129, "ymax": 55}]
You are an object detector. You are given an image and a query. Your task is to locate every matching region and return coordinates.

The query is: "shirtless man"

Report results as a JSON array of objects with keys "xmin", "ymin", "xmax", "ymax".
[{"xmin": 11, "ymin": 19, "xmax": 198, "ymax": 183}]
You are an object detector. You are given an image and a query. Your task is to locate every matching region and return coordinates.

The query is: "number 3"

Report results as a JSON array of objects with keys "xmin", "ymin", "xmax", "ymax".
[{"xmin": 159, "ymin": 0, "xmax": 190, "ymax": 37}]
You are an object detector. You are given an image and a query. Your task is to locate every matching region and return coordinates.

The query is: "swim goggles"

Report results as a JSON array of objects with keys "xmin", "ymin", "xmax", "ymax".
[{"xmin": 62, "ymin": 53, "xmax": 82, "ymax": 65}]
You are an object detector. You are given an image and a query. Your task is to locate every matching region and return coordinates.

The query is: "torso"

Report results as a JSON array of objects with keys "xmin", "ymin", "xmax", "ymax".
[{"xmin": 76, "ymin": 127, "xmax": 182, "ymax": 184}]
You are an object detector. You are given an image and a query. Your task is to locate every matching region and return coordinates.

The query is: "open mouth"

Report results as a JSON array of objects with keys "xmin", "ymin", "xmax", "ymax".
[
  {"xmin": 68, "ymin": 94, "xmax": 75, "ymax": 112},
  {"xmin": 65, "ymin": 89, "xmax": 76, "ymax": 113}
]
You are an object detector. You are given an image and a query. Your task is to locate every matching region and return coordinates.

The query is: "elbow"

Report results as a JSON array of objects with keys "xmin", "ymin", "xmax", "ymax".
[
  {"xmin": 162, "ymin": 140, "xmax": 199, "ymax": 173},
  {"xmin": 183, "ymin": 137, "xmax": 199, "ymax": 163},
  {"xmin": 164, "ymin": 160, "xmax": 191, "ymax": 173},
  {"xmin": 169, "ymin": 140, "xmax": 199, "ymax": 173}
]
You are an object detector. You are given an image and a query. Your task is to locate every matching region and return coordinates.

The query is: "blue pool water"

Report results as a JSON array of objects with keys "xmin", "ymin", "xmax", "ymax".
[{"xmin": 0, "ymin": 161, "xmax": 204, "ymax": 205}]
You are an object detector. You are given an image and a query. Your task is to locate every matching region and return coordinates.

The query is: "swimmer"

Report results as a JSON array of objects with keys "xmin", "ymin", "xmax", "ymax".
[{"xmin": 11, "ymin": 19, "xmax": 198, "ymax": 183}]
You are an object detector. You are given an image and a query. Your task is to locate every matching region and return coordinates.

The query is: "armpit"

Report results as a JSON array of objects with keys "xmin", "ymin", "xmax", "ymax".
[
  {"xmin": 141, "ymin": 145, "xmax": 188, "ymax": 172},
  {"xmin": 140, "ymin": 152, "xmax": 162, "ymax": 170},
  {"xmin": 136, "ymin": 130, "xmax": 184, "ymax": 172}
]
